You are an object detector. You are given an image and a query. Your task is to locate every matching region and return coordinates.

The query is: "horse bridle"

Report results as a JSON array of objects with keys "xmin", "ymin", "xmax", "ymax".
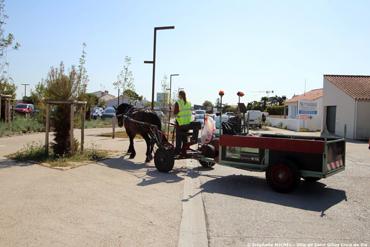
[{"xmin": 115, "ymin": 106, "xmax": 135, "ymax": 118}]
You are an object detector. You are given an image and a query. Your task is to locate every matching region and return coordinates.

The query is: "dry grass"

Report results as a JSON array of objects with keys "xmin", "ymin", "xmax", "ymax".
[{"xmin": 7, "ymin": 142, "xmax": 113, "ymax": 170}]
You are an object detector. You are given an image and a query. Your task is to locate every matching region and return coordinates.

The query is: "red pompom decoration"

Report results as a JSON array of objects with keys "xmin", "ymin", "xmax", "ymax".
[{"xmin": 237, "ymin": 91, "xmax": 244, "ymax": 97}]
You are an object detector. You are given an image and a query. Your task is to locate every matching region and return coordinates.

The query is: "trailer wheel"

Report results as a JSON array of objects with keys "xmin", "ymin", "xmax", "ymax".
[
  {"xmin": 199, "ymin": 160, "xmax": 215, "ymax": 168},
  {"xmin": 266, "ymin": 162, "xmax": 300, "ymax": 193},
  {"xmin": 303, "ymin": 177, "xmax": 321, "ymax": 182},
  {"xmin": 154, "ymin": 147, "xmax": 175, "ymax": 173}
]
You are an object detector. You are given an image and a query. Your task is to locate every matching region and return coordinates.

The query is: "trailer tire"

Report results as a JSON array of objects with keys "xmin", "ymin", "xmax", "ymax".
[
  {"xmin": 303, "ymin": 177, "xmax": 321, "ymax": 182},
  {"xmin": 154, "ymin": 147, "xmax": 175, "ymax": 173},
  {"xmin": 199, "ymin": 160, "xmax": 215, "ymax": 168},
  {"xmin": 266, "ymin": 162, "xmax": 300, "ymax": 193}
]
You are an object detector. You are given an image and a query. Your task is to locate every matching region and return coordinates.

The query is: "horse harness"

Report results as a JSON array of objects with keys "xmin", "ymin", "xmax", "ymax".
[{"xmin": 115, "ymin": 108, "xmax": 164, "ymax": 147}]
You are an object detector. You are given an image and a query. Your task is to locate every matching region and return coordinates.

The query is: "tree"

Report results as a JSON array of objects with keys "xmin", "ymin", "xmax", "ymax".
[
  {"xmin": 247, "ymin": 100, "xmax": 262, "ymax": 111},
  {"xmin": 123, "ymin": 89, "xmax": 143, "ymax": 103},
  {"xmin": 22, "ymin": 95, "xmax": 33, "ymax": 103},
  {"xmin": 0, "ymin": 78, "xmax": 15, "ymax": 97},
  {"xmin": 215, "ymin": 98, "xmax": 221, "ymax": 109},
  {"xmin": 46, "ymin": 63, "xmax": 80, "ymax": 156},
  {"xmin": 202, "ymin": 100, "xmax": 214, "ymax": 113},
  {"xmin": 0, "ymin": 0, "xmax": 19, "ymax": 97},
  {"xmin": 30, "ymin": 81, "xmax": 46, "ymax": 105},
  {"xmin": 76, "ymin": 42, "xmax": 88, "ymax": 96},
  {"xmin": 81, "ymin": 93, "xmax": 99, "ymax": 119},
  {"xmin": 261, "ymin": 96, "xmax": 268, "ymax": 111},
  {"xmin": 113, "ymin": 56, "xmax": 135, "ymax": 97},
  {"xmin": 159, "ymin": 75, "xmax": 169, "ymax": 107},
  {"xmin": 223, "ymin": 104, "xmax": 237, "ymax": 113},
  {"xmin": 0, "ymin": 0, "xmax": 20, "ymax": 78}
]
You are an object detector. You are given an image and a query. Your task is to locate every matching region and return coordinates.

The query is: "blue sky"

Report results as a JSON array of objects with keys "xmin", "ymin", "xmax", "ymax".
[{"xmin": 5, "ymin": 0, "xmax": 370, "ymax": 104}]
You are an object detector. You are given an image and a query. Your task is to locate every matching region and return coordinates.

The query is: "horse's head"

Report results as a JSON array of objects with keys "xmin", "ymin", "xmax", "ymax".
[{"xmin": 115, "ymin": 103, "xmax": 133, "ymax": 127}]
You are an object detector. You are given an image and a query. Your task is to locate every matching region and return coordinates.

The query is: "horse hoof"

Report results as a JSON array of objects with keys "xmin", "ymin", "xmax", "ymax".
[
  {"xmin": 145, "ymin": 158, "xmax": 150, "ymax": 163},
  {"xmin": 129, "ymin": 154, "xmax": 136, "ymax": 159}
]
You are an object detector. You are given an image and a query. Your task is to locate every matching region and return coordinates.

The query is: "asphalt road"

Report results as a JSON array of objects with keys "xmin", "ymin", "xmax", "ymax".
[
  {"xmin": 195, "ymin": 140, "xmax": 370, "ymax": 246},
  {"xmin": 0, "ymin": 127, "xmax": 369, "ymax": 246}
]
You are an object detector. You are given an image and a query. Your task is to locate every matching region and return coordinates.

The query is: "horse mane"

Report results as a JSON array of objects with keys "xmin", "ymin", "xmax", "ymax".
[{"xmin": 117, "ymin": 103, "xmax": 162, "ymax": 130}]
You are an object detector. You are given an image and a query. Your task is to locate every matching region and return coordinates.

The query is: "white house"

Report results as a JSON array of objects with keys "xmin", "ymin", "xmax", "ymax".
[
  {"xmin": 268, "ymin": 88, "xmax": 323, "ymax": 131},
  {"xmin": 322, "ymin": 75, "xmax": 370, "ymax": 140}
]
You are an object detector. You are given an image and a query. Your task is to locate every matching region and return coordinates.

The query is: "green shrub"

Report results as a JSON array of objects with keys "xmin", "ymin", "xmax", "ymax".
[
  {"xmin": 0, "ymin": 117, "xmax": 44, "ymax": 137},
  {"xmin": 266, "ymin": 105, "xmax": 285, "ymax": 115},
  {"xmin": 84, "ymin": 119, "xmax": 112, "ymax": 129},
  {"xmin": 8, "ymin": 142, "xmax": 47, "ymax": 162}
]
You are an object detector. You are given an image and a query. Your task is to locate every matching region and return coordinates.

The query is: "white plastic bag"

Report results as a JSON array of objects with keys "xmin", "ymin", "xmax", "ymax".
[{"xmin": 201, "ymin": 116, "xmax": 216, "ymax": 144}]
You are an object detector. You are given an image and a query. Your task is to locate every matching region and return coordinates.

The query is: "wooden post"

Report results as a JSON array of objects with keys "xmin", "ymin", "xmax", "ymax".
[
  {"xmin": 0, "ymin": 96, "xmax": 2, "ymax": 120},
  {"xmin": 45, "ymin": 104, "xmax": 50, "ymax": 155},
  {"xmin": 81, "ymin": 104, "xmax": 85, "ymax": 153},
  {"xmin": 70, "ymin": 104, "xmax": 74, "ymax": 153},
  {"xmin": 112, "ymin": 116, "xmax": 116, "ymax": 139},
  {"xmin": 4, "ymin": 100, "xmax": 7, "ymax": 122},
  {"xmin": 6, "ymin": 99, "xmax": 10, "ymax": 122}
]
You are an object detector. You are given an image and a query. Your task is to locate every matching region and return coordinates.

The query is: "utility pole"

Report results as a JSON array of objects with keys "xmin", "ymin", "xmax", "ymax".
[
  {"xmin": 21, "ymin": 83, "xmax": 30, "ymax": 97},
  {"xmin": 117, "ymin": 88, "xmax": 120, "ymax": 106}
]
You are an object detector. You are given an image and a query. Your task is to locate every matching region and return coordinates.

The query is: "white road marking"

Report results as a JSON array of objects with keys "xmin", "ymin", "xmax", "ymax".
[{"xmin": 178, "ymin": 160, "xmax": 208, "ymax": 247}]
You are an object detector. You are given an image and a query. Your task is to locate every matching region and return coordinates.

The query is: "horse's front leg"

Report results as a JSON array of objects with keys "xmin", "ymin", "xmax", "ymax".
[
  {"xmin": 143, "ymin": 135, "xmax": 152, "ymax": 163},
  {"xmin": 128, "ymin": 135, "xmax": 136, "ymax": 159}
]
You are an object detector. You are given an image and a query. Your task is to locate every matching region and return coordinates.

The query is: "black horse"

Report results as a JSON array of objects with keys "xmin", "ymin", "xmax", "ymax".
[{"xmin": 115, "ymin": 103, "xmax": 163, "ymax": 162}]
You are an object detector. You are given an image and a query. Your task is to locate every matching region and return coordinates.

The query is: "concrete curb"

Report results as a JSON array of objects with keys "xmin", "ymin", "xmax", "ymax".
[{"xmin": 178, "ymin": 160, "xmax": 208, "ymax": 247}]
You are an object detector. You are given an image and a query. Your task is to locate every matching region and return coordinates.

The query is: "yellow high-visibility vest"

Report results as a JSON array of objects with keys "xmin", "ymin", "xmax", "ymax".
[{"xmin": 176, "ymin": 99, "xmax": 192, "ymax": 126}]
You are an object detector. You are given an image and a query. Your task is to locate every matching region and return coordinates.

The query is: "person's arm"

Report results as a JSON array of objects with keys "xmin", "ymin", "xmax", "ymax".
[{"xmin": 173, "ymin": 102, "xmax": 179, "ymax": 115}]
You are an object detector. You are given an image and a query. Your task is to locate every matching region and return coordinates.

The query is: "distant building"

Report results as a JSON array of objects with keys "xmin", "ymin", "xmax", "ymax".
[
  {"xmin": 322, "ymin": 75, "xmax": 370, "ymax": 140},
  {"xmin": 105, "ymin": 95, "xmax": 147, "ymax": 109},
  {"xmin": 268, "ymin": 88, "xmax": 323, "ymax": 131},
  {"xmin": 91, "ymin": 90, "xmax": 116, "ymax": 103},
  {"xmin": 193, "ymin": 104, "xmax": 204, "ymax": 110},
  {"xmin": 156, "ymin": 92, "xmax": 169, "ymax": 107}
]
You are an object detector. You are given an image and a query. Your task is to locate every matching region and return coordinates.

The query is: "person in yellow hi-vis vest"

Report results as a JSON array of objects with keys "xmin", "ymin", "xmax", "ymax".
[{"xmin": 173, "ymin": 90, "xmax": 200, "ymax": 155}]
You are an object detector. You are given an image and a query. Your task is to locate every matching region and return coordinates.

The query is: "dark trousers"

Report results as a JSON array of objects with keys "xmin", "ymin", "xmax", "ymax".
[{"xmin": 175, "ymin": 122, "xmax": 201, "ymax": 153}]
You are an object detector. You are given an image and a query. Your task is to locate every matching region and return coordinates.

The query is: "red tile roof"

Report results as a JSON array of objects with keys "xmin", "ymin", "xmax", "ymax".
[
  {"xmin": 324, "ymin": 74, "xmax": 370, "ymax": 101},
  {"xmin": 285, "ymin": 88, "xmax": 323, "ymax": 104}
]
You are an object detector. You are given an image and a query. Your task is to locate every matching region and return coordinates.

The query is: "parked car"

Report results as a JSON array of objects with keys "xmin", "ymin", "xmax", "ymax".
[
  {"xmin": 246, "ymin": 110, "xmax": 262, "ymax": 128},
  {"xmin": 214, "ymin": 113, "xmax": 229, "ymax": 130},
  {"xmin": 91, "ymin": 107, "xmax": 103, "ymax": 119},
  {"xmin": 15, "ymin": 103, "xmax": 34, "ymax": 115},
  {"xmin": 224, "ymin": 112, "xmax": 235, "ymax": 118},
  {"xmin": 101, "ymin": 107, "xmax": 116, "ymax": 119},
  {"xmin": 208, "ymin": 113, "xmax": 216, "ymax": 120},
  {"xmin": 194, "ymin": 110, "xmax": 206, "ymax": 127},
  {"xmin": 194, "ymin": 110, "xmax": 206, "ymax": 116}
]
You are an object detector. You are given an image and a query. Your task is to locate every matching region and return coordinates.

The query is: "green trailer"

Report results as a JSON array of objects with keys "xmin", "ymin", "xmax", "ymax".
[{"xmin": 218, "ymin": 133, "xmax": 346, "ymax": 193}]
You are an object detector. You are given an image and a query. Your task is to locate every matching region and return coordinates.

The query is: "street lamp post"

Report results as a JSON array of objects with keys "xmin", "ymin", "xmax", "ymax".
[
  {"xmin": 167, "ymin": 73, "xmax": 179, "ymax": 136},
  {"xmin": 144, "ymin": 26, "xmax": 175, "ymax": 110},
  {"xmin": 218, "ymin": 90, "xmax": 224, "ymax": 136}
]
